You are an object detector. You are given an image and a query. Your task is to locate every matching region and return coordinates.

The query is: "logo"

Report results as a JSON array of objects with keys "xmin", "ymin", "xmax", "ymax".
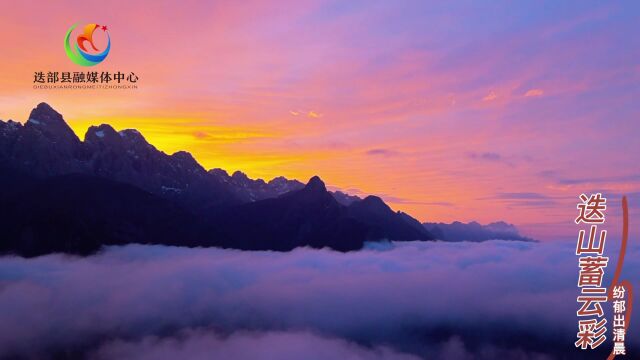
[{"xmin": 64, "ymin": 23, "xmax": 110, "ymax": 66}]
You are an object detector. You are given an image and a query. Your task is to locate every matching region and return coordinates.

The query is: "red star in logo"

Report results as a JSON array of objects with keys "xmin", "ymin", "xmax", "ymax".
[{"xmin": 101, "ymin": 25, "xmax": 108, "ymax": 31}]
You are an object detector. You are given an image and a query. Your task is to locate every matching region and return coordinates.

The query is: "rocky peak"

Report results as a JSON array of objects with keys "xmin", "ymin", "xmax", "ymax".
[
  {"xmin": 305, "ymin": 176, "xmax": 326, "ymax": 192},
  {"xmin": 361, "ymin": 195, "xmax": 388, "ymax": 207},
  {"xmin": 118, "ymin": 129, "xmax": 154, "ymax": 151},
  {"xmin": 232, "ymin": 171, "xmax": 250, "ymax": 182},
  {"xmin": 171, "ymin": 151, "xmax": 205, "ymax": 172},
  {"xmin": 171, "ymin": 150, "xmax": 196, "ymax": 163},
  {"xmin": 332, "ymin": 190, "xmax": 361, "ymax": 206},
  {"xmin": 25, "ymin": 103, "xmax": 79, "ymax": 143},
  {"xmin": 85, "ymin": 124, "xmax": 121, "ymax": 145},
  {"xmin": 119, "ymin": 129, "xmax": 144, "ymax": 140},
  {"xmin": 355, "ymin": 195, "xmax": 392, "ymax": 215},
  {"xmin": 268, "ymin": 176, "xmax": 288, "ymax": 185},
  {"xmin": 0, "ymin": 119, "xmax": 22, "ymax": 134},
  {"xmin": 268, "ymin": 176, "xmax": 304, "ymax": 192},
  {"xmin": 27, "ymin": 103, "xmax": 64, "ymax": 126},
  {"xmin": 209, "ymin": 168, "xmax": 230, "ymax": 177}
]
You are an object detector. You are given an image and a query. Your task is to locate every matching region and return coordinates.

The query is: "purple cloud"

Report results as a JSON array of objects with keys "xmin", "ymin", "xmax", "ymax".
[
  {"xmin": 366, "ymin": 148, "xmax": 400, "ymax": 157},
  {"xmin": 466, "ymin": 152, "xmax": 502, "ymax": 162},
  {"xmin": 0, "ymin": 241, "xmax": 637, "ymax": 359},
  {"xmin": 92, "ymin": 330, "xmax": 418, "ymax": 360}
]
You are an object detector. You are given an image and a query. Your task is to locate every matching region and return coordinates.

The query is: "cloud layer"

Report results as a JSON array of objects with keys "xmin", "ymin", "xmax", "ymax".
[{"xmin": 0, "ymin": 240, "xmax": 637, "ymax": 359}]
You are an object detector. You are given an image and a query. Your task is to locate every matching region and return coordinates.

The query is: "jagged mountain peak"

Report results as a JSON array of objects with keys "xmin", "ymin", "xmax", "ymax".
[
  {"xmin": 232, "ymin": 170, "xmax": 250, "ymax": 181},
  {"xmin": 27, "ymin": 103, "xmax": 64, "ymax": 128},
  {"xmin": 305, "ymin": 176, "xmax": 326, "ymax": 192},
  {"xmin": 209, "ymin": 168, "xmax": 229, "ymax": 177},
  {"xmin": 268, "ymin": 176, "xmax": 304, "ymax": 192},
  {"xmin": 171, "ymin": 150, "xmax": 205, "ymax": 172},
  {"xmin": 28, "ymin": 103, "xmax": 62, "ymax": 124},
  {"xmin": 0, "ymin": 119, "xmax": 22, "ymax": 133},
  {"xmin": 361, "ymin": 195, "xmax": 388, "ymax": 207},
  {"xmin": 25, "ymin": 103, "xmax": 79, "ymax": 142},
  {"xmin": 172, "ymin": 150, "xmax": 197, "ymax": 162},
  {"xmin": 85, "ymin": 124, "xmax": 120, "ymax": 143},
  {"xmin": 349, "ymin": 195, "xmax": 392, "ymax": 215},
  {"xmin": 331, "ymin": 190, "xmax": 361, "ymax": 206},
  {"xmin": 268, "ymin": 176, "xmax": 288, "ymax": 185},
  {"xmin": 118, "ymin": 129, "xmax": 154, "ymax": 148}
]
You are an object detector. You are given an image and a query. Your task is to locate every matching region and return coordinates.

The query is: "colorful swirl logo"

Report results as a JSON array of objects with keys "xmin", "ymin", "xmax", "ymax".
[{"xmin": 64, "ymin": 23, "xmax": 110, "ymax": 66}]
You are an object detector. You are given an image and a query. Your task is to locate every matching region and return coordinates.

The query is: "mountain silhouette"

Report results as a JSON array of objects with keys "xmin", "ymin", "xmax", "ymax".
[
  {"xmin": 209, "ymin": 176, "xmax": 370, "ymax": 251},
  {"xmin": 347, "ymin": 195, "xmax": 430, "ymax": 241},
  {"xmin": 0, "ymin": 103, "xmax": 433, "ymax": 256},
  {"xmin": 423, "ymin": 221, "xmax": 534, "ymax": 242}
]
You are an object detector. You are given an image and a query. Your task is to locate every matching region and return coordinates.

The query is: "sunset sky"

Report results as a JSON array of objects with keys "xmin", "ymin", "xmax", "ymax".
[{"xmin": 1, "ymin": 0, "xmax": 638, "ymax": 240}]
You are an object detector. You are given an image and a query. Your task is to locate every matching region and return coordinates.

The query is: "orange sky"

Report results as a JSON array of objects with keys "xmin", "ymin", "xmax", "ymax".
[{"xmin": 1, "ymin": 0, "xmax": 639, "ymax": 240}]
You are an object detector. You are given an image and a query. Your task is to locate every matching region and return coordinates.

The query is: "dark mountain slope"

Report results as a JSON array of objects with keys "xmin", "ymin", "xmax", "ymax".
[
  {"xmin": 0, "ymin": 169, "xmax": 222, "ymax": 257},
  {"xmin": 210, "ymin": 177, "xmax": 370, "ymax": 251},
  {"xmin": 347, "ymin": 195, "xmax": 432, "ymax": 241}
]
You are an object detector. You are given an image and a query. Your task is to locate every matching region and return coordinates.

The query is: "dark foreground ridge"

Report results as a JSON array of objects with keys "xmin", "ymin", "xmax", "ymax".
[{"xmin": 0, "ymin": 103, "xmax": 434, "ymax": 256}]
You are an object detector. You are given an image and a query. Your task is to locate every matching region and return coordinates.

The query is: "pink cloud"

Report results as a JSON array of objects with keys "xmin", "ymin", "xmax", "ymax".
[
  {"xmin": 525, "ymin": 88, "xmax": 544, "ymax": 97},
  {"xmin": 482, "ymin": 91, "xmax": 497, "ymax": 101}
]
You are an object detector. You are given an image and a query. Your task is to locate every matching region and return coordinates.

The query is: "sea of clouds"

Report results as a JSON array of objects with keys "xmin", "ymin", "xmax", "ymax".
[{"xmin": 0, "ymin": 240, "xmax": 637, "ymax": 359}]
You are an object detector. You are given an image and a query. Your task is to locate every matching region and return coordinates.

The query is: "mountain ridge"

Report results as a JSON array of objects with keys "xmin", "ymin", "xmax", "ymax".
[
  {"xmin": 0, "ymin": 103, "xmax": 434, "ymax": 256},
  {"xmin": 423, "ymin": 220, "xmax": 534, "ymax": 242}
]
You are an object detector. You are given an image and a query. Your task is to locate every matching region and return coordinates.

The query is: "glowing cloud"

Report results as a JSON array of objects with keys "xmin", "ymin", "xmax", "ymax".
[
  {"xmin": 307, "ymin": 111, "xmax": 322, "ymax": 118},
  {"xmin": 482, "ymin": 91, "xmax": 497, "ymax": 101},
  {"xmin": 525, "ymin": 88, "xmax": 545, "ymax": 97}
]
